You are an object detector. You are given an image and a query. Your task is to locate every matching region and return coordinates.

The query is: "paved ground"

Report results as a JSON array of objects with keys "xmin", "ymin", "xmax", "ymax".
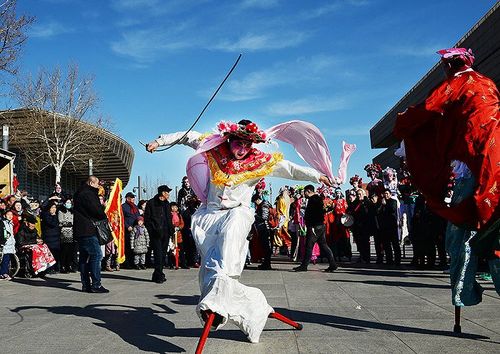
[{"xmin": 1, "ymin": 257, "xmax": 499, "ymax": 353}]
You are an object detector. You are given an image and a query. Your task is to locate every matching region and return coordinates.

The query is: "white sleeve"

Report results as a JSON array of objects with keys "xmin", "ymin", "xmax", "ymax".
[
  {"xmin": 155, "ymin": 131, "xmax": 202, "ymax": 150},
  {"xmin": 270, "ymin": 159, "xmax": 321, "ymax": 183}
]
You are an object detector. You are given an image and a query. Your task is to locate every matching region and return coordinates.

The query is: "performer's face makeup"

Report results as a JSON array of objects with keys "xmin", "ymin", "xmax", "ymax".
[{"xmin": 229, "ymin": 139, "xmax": 252, "ymax": 160}]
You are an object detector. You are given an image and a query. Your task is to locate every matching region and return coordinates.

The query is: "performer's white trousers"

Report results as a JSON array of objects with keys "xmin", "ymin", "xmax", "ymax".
[{"xmin": 192, "ymin": 205, "xmax": 274, "ymax": 343}]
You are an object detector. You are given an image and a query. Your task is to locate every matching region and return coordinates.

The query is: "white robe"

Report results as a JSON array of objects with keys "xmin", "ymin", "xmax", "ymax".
[{"xmin": 156, "ymin": 131, "xmax": 321, "ymax": 342}]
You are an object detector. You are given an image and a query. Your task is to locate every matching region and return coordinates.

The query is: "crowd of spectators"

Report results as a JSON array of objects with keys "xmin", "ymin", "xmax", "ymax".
[
  {"xmin": 0, "ymin": 175, "xmax": 201, "ymax": 289},
  {"xmin": 1, "ymin": 162, "xmax": 491, "ymax": 286},
  {"xmin": 248, "ymin": 160, "xmax": 454, "ymax": 273}
]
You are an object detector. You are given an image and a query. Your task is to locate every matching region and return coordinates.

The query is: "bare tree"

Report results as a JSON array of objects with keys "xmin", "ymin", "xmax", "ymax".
[
  {"xmin": 140, "ymin": 174, "xmax": 174, "ymax": 200},
  {"xmin": 10, "ymin": 63, "xmax": 111, "ymax": 183},
  {"xmin": 0, "ymin": 0, "xmax": 34, "ymax": 76}
]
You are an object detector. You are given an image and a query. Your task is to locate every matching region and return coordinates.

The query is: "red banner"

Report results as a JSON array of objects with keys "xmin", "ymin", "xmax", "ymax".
[{"xmin": 105, "ymin": 179, "xmax": 125, "ymax": 264}]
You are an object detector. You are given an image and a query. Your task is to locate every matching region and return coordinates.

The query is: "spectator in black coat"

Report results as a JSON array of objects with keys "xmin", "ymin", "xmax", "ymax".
[
  {"xmin": 41, "ymin": 202, "xmax": 61, "ymax": 272},
  {"xmin": 144, "ymin": 185, "xmax": 174, "ymax": 283},
  {"xmin": 177, "ymin": 176, "xmax": 195, "ymax": 212},
  {"xmin": 352, "ymin": 189, "xmax": 373, "ymax": 264},
  {"xmin": 380, "ymin": 188, "xmax": 401, "ymax": 265},
  {"xmin": 252, "ymin": 193, "xmax": 273, "ymax": 270},
  {"xmin": 368, "ymin": 193, "xmax": 384, "ymax": 264},
  {"xmin": 122, "ymin": 192, "xmax": 140, "ymax": 267},
  {"xmin": 181, "ymin": 196, "xmax": 200, "ymax": 268},
  {"xmin": 73, "ymin": 176, "xmax": 109, "ymax": 293},
  {"xmin": 294, "ymin": 185, "xmax": 337, "ymax": 273}
]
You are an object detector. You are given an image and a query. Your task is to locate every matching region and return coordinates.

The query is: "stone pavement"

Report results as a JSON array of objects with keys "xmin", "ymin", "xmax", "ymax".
[{"xmin": 1, "ymin": 259, "xmax": 499, "ymax": 353}]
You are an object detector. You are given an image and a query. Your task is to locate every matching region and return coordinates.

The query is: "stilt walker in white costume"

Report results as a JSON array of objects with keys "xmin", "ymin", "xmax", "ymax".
[{"xmin": 146, "ymin": 119, "xmax": 355, "ymax": 348}]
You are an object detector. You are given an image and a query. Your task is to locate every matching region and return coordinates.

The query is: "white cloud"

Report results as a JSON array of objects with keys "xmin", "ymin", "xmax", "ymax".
[
  {"xmin": 240, "ymin": 0, "xmax": 281, "ymax": 9},
  {"xmin": 219, "ymin": 55, "xmax": 338, "ymax": 101},
  {"xmin": 214, "ymin": 32, "xmax": 308, "ymax": 52},
  {"xmin": 300, "ymin": 3, "xmax": 342, "ymax": 20},
  {"xmin": 388, "ymin": 44, "xmax": 444, "ymax": 57},
  {"xmin": 265, "ymin": 96, "xmax": 349, "ymax": 116},
  {"xmin": 29, "ymin": 21, "xmax": 73, "ymax": 38},
  {"xmin": 111, "ymin": 0, "xmax": 161, "ymax": 11},
  {"xmin": 110, "ymin": 24, "xmax": 194, "ymax": 62}
]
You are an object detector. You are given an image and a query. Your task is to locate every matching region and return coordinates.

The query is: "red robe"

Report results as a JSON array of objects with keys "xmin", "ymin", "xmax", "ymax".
[
  {"xmin": 394, "ymin": 70, "xmax": 499, "ymax": 230},
  {"xmin": 332, "ymin": 198, "xmax": 350, "ymax": 241}
]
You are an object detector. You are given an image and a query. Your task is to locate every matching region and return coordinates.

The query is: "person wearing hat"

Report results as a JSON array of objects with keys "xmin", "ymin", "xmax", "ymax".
[
  {"xmin": 395, "ymin": 48, "xmax": 500, "ymax": 311},
  {"xmin": 146, "ymin": 119, "xmax": 334, "ymax": 343},
  {"xmin": 144, "ymin": 184, "xmax": 174, "ymax": 283},
  {"xmin": 122, "ymin": 191, "xmax": 140, "ymax": 268}
]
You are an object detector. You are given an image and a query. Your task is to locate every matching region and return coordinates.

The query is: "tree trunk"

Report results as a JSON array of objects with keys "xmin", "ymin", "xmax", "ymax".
[{"xmin": 54, "ymin": 165, "xmax": 62, "ymax": 184}]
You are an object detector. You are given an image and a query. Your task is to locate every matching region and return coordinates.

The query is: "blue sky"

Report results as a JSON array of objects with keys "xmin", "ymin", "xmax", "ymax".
[{"xmin": 6, "ymin": 0, "xmax": 498, "ymax": 198}]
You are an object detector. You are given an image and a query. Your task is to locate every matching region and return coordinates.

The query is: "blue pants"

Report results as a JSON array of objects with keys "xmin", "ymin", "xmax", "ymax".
[
  {"xmin": 78, "ymin": 236, "xmax": 103, "ymax": 289},
  {"xmin": 446, "ymin": 176, "xmax": 500, "ymax": 306},
  {"xmin": 0, "ymin": 253, "xmax": 10, "ymax": 276}
]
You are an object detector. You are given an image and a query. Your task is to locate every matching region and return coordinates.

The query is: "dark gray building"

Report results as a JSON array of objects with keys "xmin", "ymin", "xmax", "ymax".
[
  {"xmin": 370, "ymin": 2, "xmax": 500, "ymax": 168},
  {"xmin": 0, "ymin": 109, "xmax": 134, "ymax": 198}
]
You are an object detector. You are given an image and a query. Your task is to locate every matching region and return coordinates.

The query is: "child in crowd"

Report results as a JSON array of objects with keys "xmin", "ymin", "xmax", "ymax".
[
  {"xmin": 0, "ymin": 210, "xmax": 16, "ymax": 280},
  {"xmin": 170, "ymin": 202, "xmax": 187, "ymax": 269},
  {"xmin": 130, "ymin": 216, "xmax": 149, "ymax": 269}
]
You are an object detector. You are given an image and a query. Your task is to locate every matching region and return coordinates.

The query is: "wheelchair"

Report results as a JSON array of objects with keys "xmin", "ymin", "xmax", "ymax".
[{"xmin": 0, "ymin": 245, "xmax": 20, "ymax": 278}]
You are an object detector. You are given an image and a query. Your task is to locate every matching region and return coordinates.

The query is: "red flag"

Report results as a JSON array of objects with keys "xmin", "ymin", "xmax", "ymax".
[{"xmin": 105, "ymin": 179, "xmax": 125, "ymax": 264}]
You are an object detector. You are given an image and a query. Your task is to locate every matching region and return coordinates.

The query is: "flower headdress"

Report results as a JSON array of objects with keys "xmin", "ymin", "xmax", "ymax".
[
  {"xmin": 364, "ymin": 163, "xmax": 382, "ymax": 174},
  {"xmin": 437, "ymin": 48, "xmax": 475, "ymax": 68},
  {"xmin": 255, "ymin": 178, "xmax": 266, "ymax": 191},
  {"xmin": 382, "ymin": 167, "xmax": 397, "ymax": 182},
  {"xmin": 349, "ymin": 174, "xmax": 362, "ymax": 185},
  {"xmin": 217, "ymin": 120, "xmax": 267, "ymax": 143}
]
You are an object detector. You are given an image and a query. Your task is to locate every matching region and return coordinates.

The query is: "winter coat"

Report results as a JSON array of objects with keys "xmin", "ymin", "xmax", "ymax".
[
  {"xmin": 130, "ymin": 225, "xmax": 150, "ymax": 254},
  {"xmin": 58, "ymin": 209, "xmax": 74, "ymax": 243},
  {"xmin": 16, "ymin": 224, "xmax": 39, "ymax": 247},
  {"xmin": 171, "ymin": 212, "xmax": 184, "ymax": 244},
  {"xmin": 380, "ymin": 198, "xmax": 399, "ymax": 233},
  {"xmin": 144, "ymin": 195, "xmax": 174, "ymax": 240},
  {"xmin": 2, "ymin": 219, "xmax": 15, "ymax": 254},
  {"xmin": 41, "ymin": 211, "xmax": 61, "ymax": 250},
  {"xmin": 73, "ymin": 183, "xmax": 107, "ymax": 239},
  {"xmin": 255, "ymin": 200, "xmax": 271, "ymax": 231},
  {"xmin": 122, "ymin": 201, "xmax": 140, "ymax": 230}
]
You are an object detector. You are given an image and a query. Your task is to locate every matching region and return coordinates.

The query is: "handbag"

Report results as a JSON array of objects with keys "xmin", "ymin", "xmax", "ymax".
[{"xmin": 93, "ymin": 219, "xmax": 114, "ymax": 246}]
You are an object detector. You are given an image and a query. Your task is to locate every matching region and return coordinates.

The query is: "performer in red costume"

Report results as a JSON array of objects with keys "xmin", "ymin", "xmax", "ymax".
[{"xmin": 394, "ymin": 48, "xmax": 499, "ymax": 311}]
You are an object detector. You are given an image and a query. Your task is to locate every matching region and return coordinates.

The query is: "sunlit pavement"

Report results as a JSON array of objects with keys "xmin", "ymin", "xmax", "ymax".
[{"xmin": 1, "ymin": 257, "xmax": 499, "ymax": 353}]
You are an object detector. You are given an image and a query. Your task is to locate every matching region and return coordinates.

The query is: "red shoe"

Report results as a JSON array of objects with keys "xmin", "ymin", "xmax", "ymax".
[{"xmin": 193, "ymin": 263, "xmax": 200, "ymax": 268}]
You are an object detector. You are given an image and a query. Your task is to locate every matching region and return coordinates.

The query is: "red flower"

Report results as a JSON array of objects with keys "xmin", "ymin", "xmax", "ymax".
[{"xmin": 246, "ymin": 123, "xmax": 258, "ymax": 133}]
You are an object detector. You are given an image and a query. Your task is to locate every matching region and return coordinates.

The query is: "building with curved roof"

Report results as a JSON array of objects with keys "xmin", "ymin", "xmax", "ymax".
[{"xmin": 0, "ymin": 108, "xmax": 134, "ymax": 198}]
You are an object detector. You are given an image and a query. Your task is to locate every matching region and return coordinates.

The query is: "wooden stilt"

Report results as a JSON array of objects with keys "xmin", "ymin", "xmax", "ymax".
[
  {"xmin": 195, "ymin": 310, "xmax": 302, "ymax": 354},
  {"xmin": 453, "ymin": 306, "xmax": 461, "ymax": 333},
  {"xmin": 269, "ymin": 311, "xmax": 303, "ymax": 330},
  {"xmin": 196, "ymin": 311, "xmax": 215, "ymax": 354}
]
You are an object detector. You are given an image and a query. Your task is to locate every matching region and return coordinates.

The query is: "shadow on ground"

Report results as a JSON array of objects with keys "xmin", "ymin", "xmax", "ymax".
[
  {"xmin": 10, "ymin": 303, "xmax": 246, "ymax": 353},
  {"xmin": 331, "ymin": 278, "xmax": 450, "ymax": 289},
  {"xmin": 11, "ymin": 276, "xmax": 81, "ymax": 292},
  {"xmin": 273, "ymin": 307, "xmax": 495, "ymax": 342}
]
